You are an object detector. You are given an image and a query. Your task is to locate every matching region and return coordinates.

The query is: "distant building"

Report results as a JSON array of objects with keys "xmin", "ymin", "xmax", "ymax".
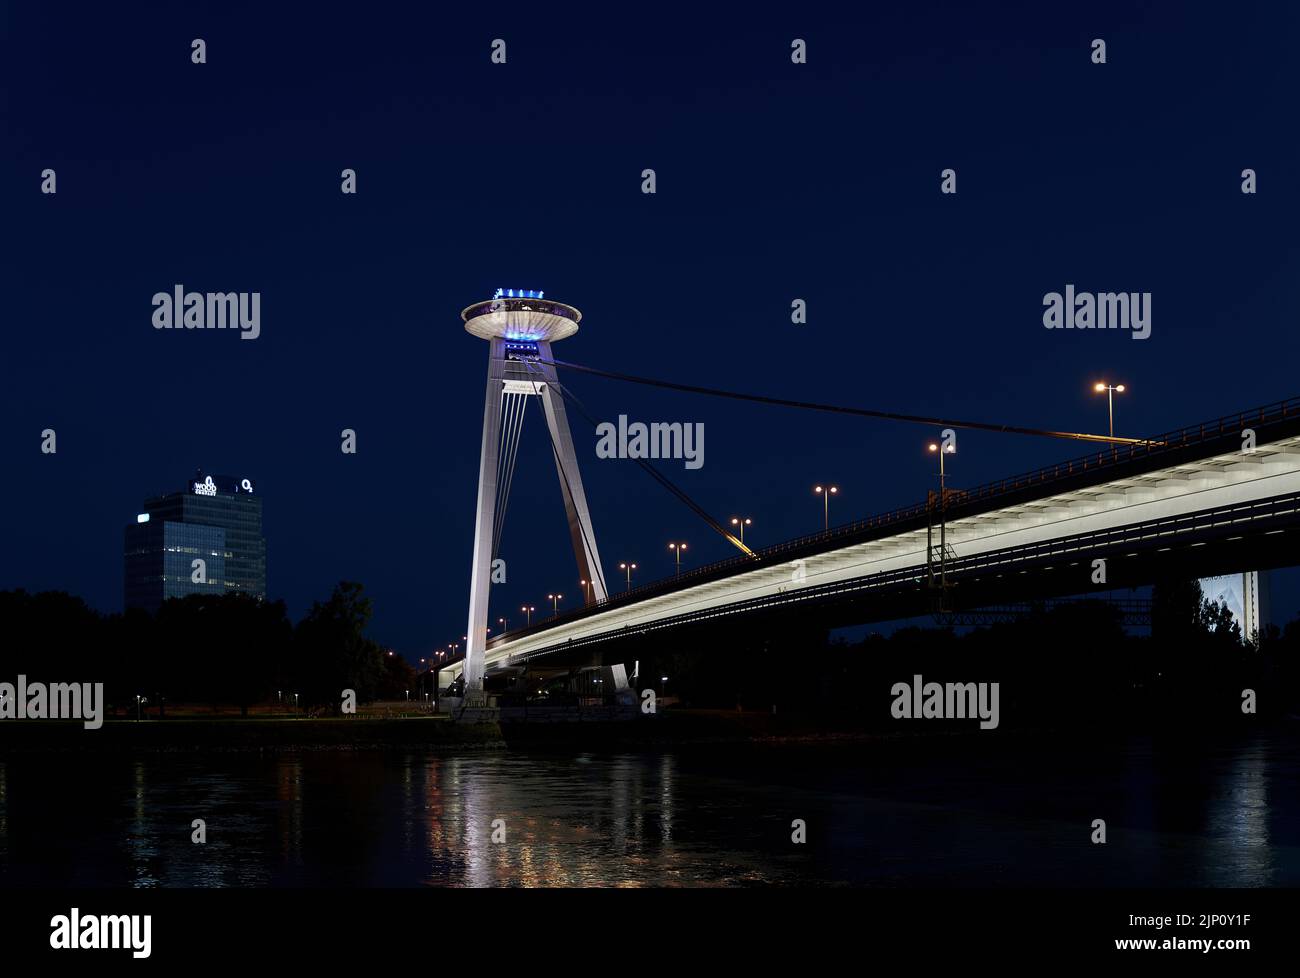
[
  {"xmin": 1199, "ymin": 570, "xmax": 1271, "ymax": 640},
  {"xmin": 124, "ymin": 470, "xmax": 266, "ymax": 613}
]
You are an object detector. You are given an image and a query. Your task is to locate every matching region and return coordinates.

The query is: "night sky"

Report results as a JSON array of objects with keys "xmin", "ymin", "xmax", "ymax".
[{"xmin": 5, "ymin": 2, "xmax": 1299, "ymax": 659}]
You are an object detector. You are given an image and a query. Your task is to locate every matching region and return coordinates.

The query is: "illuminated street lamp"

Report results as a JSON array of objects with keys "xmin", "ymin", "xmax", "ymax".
[
  {"xmin": 619, "ymin": 562, "xmax": 638, "ymax": 591},
  {"xmin": 667, "ymin": 542, "xmax": 687, "ymax": 576},
  {"xmin": 927, "ymin": 441, "xmax": 954, "ymax": 485},
  {"xmin": 521, "ymin": 605, "xmax": 535, "ymax": 626},
  {"xmin": 813, "ymin": 485, "xmax": 839, "ymax": 531},
  {"xmin": 499, "ymin": 616, "xmax": 509, "ymax": 632},
  {"xmin": 579, "ymin": 579, "xmax": 593, "ymax": 605},
  {"xmin": 547, "ymin": 593, "xmax": 563, "ymax": 617},
  {"xmin": 927, "ymin": 439, "xmax": 956, "ymax": 594},
  {"xmin": 1093, "ymin": 382, "xmax": 1126, "ymax": 438},
  {"xmin": 729, "ymin": 517, "xmax": 753, "ymax": 545}
]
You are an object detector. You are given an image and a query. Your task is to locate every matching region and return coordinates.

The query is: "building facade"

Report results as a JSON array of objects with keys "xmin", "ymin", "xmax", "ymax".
[{"xmin": 124, "ymin": 470, "xmax": 266, "ymax": 613}]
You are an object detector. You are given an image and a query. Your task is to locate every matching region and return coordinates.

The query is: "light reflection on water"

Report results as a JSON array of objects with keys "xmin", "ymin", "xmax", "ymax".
[{"xmin": 0, "ymin": 735, "xmax": 1296, "ymax": 887}]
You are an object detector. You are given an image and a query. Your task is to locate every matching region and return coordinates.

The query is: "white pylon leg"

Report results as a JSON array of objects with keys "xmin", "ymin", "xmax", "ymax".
[
  {"xmin": 463, "ymin": 340, "xmax": 507, "ymax": 695},
  {"xmin": 536, "ymin": 340, "xmax": 609, "ymax": 603}
]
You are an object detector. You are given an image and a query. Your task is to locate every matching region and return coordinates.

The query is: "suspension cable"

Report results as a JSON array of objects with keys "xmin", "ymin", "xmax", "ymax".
[
  {"xmin": 524, "ymin": 360, "xmax": 755, "ymax": 558},
  {"xmin": 538, "ymin": 358, "xmax": 1162, "ymax": 447}
]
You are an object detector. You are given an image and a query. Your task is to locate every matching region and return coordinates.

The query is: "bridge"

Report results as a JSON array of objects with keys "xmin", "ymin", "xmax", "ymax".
[{"xmin": 439, "ymin": 393, "xmax": 1300, "ymax": 697}]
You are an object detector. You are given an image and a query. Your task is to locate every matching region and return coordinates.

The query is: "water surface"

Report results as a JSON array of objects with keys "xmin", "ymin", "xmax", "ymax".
[{"xmin": 1, "ymin": 734, "xmax": 1296, "ymax": 886}]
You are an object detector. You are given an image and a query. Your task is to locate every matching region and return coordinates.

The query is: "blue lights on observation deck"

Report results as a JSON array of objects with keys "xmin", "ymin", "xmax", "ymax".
[{"xmin": 493, "ymin": 288, "xmax": 545, "ymax": 300}]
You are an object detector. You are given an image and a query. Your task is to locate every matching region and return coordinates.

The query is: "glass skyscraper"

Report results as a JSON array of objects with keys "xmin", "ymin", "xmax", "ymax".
[{"xmin": 124, "ymin": 470, "xmax": 266, "ymax": 613}]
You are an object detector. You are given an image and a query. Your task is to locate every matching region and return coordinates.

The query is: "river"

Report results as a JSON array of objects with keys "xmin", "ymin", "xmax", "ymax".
[{"xmin": 1, "ymin": 732, "xmax": 1296, "ymax": 886}]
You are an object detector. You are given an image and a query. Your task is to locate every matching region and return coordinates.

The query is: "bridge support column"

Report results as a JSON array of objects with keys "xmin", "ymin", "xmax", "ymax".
[
  {"xmin": 536, "ymin": 340, "xmax": 609, "ymax": 605},
  {"xmin": 461, "ymin": 335, "xmax": 608, "ymax": 705},
  {"xmin": 463, "ymin": 341, "xmax": 508, "ymax": 698},
  {"xmin": 1243, "ymin": 570, "xmax": 1270, "ymax": 641}
]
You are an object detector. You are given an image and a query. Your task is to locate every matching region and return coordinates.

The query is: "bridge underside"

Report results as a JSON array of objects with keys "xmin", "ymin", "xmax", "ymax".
[{"xmin": 475, "ymin": 495, "xmax": 1299, "ymax": 677}]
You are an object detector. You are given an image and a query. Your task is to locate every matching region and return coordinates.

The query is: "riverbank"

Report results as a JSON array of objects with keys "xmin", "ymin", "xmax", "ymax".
[
  {"xmin": 0, "ymin": 709, "xmax": 887, "ymax": 753},
  {"xmin": 0, "ymin": 709, "xmax": 1282, "ymax": 753}
]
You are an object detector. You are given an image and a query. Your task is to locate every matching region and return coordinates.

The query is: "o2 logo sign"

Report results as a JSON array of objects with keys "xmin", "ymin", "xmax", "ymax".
[{"xmin": 192, "ymin": 475, "xmax": 255, "ymax": 497}]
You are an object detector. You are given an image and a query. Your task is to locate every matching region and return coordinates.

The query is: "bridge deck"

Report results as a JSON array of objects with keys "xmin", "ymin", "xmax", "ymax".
[{"xmin": 446, "ymin": 399, "xmax": 1300, "ymax": 679}]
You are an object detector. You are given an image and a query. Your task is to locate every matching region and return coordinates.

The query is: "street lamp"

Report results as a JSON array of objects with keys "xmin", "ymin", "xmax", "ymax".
[
  {"xmin": 661, "ymin": 675, "xmax": 669, "ymax": 696},
  {"xmin": 547, "ymin": 593, "xmax": 563, "ymax": 616},
  {"xmin": 579, "ymin": 579, "xmax": 593, "ymax": 605},
  {"xmin": 927, "ymin": 440, "xmax": 956, "ymax": 594},
  {"xmin": 619, "ymin": 562, "xmax": 637, "ymax": 591},
  {"xmin": 1093, "ymin": 382, "xmax": 1126, "ymax": 438},
  {"xmin": 813, "ymin": 485, "xmax": 839, "ymax": 531},
  {"xmin": 667, "ymin": 542, "xmax": 687, "ymax": 576},
  {"xmin": 521, "ymin": 605, "xmax": 535, "ymax": 626},
  {"xmin": 729, "ymin": 517, "xmax": 752, "ymax": 545},
  {"xmin": 499, "ymin": 616, "xmax": 509, "ymax": 632}
]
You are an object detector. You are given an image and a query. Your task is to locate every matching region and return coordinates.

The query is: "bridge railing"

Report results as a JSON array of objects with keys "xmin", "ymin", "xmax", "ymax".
[{"xmin": 492, "ymin": 396, "xmax": 1300, "ymax": 644}]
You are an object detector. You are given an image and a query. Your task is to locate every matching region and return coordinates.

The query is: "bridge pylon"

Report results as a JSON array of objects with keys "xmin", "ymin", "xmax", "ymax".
[{"xmin": 458, "ymin": 291, "xmax": 609, "ymax": 703}]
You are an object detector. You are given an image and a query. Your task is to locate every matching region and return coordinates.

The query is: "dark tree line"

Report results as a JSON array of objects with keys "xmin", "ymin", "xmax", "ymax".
[
  {"xmin": 0, "ymin": 581, "xmax": 416, "ymax": 716},
  {"xmin": 634, "ymin": 579, "xmax": 1300, "ymax": 727}
]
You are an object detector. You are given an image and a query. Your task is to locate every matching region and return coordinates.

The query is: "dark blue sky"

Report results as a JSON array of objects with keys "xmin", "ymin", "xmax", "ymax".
[{"xmin": 4, "ymin": 2, "xmax": 1298, "ymax": 658}]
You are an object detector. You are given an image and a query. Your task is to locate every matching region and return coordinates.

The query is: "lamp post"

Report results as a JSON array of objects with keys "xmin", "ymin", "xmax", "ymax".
[
  {"xmin": 813, "ymin": 485, "xmax": 838, "ymax": 531},
  {"xmin": 521, "ymin": 605, "xmax": 535, "ymax": 626},
  {"xmin": 547, "ymin": 593, "xmax": 563, "ymax": 617},
  {"xmin": 579, "ymin": 579, "xmax": 593, "ymax": 605},
  {"xmin": 619, "ymin": 562, "xmax": 637, "ymax": 591},
  {"xmin": 729, "ymin": 517, "xmax": 752, "ymax": 545},
  {"xmin": 927, "ymin": 440, "xmax": 955, "ymax": 595},
  {"xmin": 1093, "ymin": 382, "xmax": 1126, "ymax": 438},
  {"xmin": 667, "ymin": 542, "xmax": 687, "ymax": 576},
  {"xmin": 499, "ymin": 616, "xmax": 508, "ymax": 632}
]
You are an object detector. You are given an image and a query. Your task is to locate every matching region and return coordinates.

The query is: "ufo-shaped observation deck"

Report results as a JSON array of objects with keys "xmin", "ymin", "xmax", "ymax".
[{"xmin": 462, "ymin": 292, "xmax": 581, "ymax": 343}]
